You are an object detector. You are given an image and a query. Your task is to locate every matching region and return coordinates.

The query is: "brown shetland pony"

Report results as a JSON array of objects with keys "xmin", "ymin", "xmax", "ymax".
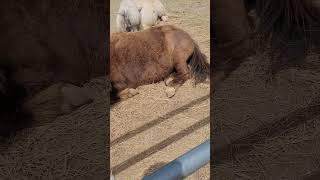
[
  {"xmin": 0, "ymin": 0, "xmax": 107, "ymax": 137},
  {"xmin": 213, "ymin": 0, "xmax": 255, "ymax": 89},
  {"xmin": 110, "ymin": 25, "xmax": 210, "ymax": 103}
]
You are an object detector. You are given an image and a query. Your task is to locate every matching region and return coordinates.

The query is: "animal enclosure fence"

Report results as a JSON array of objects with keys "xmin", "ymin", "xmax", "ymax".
[{"xmin": 142, "ymin": 139, "xmax": 210, "ymax": 180}]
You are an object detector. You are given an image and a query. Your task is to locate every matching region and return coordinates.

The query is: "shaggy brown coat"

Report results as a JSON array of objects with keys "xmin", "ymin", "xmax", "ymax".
[
  {"xmin": 110, "ymin": 25, "xmax": 209, "ymax": 103},
  {"xmin": 213, "ymin": 0, "xmax": 254, "ymax": 88}
]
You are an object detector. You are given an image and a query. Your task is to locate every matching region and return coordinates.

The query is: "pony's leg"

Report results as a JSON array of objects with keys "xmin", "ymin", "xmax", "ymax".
[
  {"xmin": 118, "ymin": 88, "xmax": 139, "ymax": 99},
  {"xmin": 22, "ymin": 83, "xmax": 65, "ymax": 126},
  {"xmin": 128, "ymin": 88, "xmax": 139, "ymax": 96},
  {"xmin": 161, "ymin": 15, "xmax": 168, "ymax": 22},
  {"xmin": 23, "ymin": 83, "xmax": 94, "ymax": 126},
  {"xmin": 164, "ymin": 72, "xmax": 176, "ymax": 86},
  {"xmin": 165, "ymin": 62, "xmax": 191, "ymax": 98},
  {"xmin": 247, "ymin": 10, "xmax": 258, "ymax": 31},
  {"xmin": 60, "ymin": 84, "xmax": 95, "ymax": 113},
  {"xmin": 132, "ymin": 26, "xmax": 139, "ymax": 32}
]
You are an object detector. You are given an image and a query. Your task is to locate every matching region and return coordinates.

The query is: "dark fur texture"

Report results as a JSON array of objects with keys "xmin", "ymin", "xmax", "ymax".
[
  {"xmin": 256, "ymin": 0, "xmax": 320, "ymax": 75},
  {"xmin": 188, "ymin": 43, "xmax": 210, "ymax": 84},
  {"xmin": 110, "ymin": 25, "xmax": 209, "ymax": 101},
  {"xmin": 213, "ymin": 0, "xmax": 254, "ymax": 84},
  {"xmin": 213, "ymin": 0, "xmax": 320, "ymax": 86}
]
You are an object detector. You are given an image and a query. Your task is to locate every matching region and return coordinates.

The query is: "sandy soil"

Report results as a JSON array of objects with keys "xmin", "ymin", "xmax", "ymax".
[
  {"xmin": 110, "ymin": 0, "xmax": 210, "ymax": 179},
  {"xmin": 212, "ymin": 46, "xmax": 320, "ymax": 179}
]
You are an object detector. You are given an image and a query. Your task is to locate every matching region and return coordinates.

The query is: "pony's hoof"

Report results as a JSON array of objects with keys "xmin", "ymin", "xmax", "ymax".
[
  {"xmin": 61, "ymin": 84, "xmax": 93, "ymax": 107},
  {"xmin": 118, "ymin": 88, "xmax": 139, "ymax": 99},
  {"xmin": 161, "ymin": 16, "xmax": 168, "ymax": 22},
  {"xmin": 204, "ymin": 78, "xmax": 210, "ymax": 84},
  {"xmin": 165, "ymin": 87, "xmax": 176, "ymax": 98},
  {"xmin": 164, "ymin": 77, "xmax": 174, "ymax": 86},
  {"xmin": 128, "ymin": 88, "xmax": 139, "ymax": 97}
]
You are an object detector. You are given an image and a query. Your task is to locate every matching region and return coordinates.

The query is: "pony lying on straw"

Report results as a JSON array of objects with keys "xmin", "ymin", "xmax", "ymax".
[{"xmin": 110, "ymin": 25, "xmax": 209, "ymax": 104}]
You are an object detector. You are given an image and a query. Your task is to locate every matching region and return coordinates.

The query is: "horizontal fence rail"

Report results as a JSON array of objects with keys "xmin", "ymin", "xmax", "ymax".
[{"xmin": 142, "ymin": 139, "xmax": 210, "ymax": 180}]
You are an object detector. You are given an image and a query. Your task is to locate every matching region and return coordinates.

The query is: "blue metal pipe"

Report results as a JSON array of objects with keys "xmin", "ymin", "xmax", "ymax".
[{"xmin": 142, "ymin": 139, "xmax": 210, "ymax": 180}]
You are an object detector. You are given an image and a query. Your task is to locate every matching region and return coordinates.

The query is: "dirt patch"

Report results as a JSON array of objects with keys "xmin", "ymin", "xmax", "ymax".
[
  {"xmin": 110, "ymin": 0, "xmax": 210, "ymax": 179},
  {"xmin": 212, "ymin": 46, "xmax": 320, "ymax": 179}
]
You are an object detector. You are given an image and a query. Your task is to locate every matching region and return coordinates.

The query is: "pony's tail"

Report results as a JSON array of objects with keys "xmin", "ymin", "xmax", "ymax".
[
  {"xmin": 188, "ymin": 43, "xmax": 210, "ymax": 84},
  {"xmin": 256, "ymin": 0, "xmax": 320, "ymax": 76},
  {"xmin": 257, "ymin": 0, "xmax": 320, "ymax": 39}
]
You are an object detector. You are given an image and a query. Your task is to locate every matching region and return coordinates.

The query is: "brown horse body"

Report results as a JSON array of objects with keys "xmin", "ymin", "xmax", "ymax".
[
  {"xmin": 0, "ymin": 0, "xmax": 107, "ymax": 137},
  {"xmin": 213, "ymin": 0, "xmax": 254, "ymax": 88},
  {"xmin": 110, "ymin": 25, "xmax": 209, "ymax": 102}
]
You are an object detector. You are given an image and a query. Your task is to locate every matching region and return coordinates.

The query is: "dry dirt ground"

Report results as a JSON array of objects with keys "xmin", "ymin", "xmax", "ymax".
[
  {"xmin": 213, "ymin": 46, "xmax": 320, "ymax": 179},
  {"xmin": 110, "ymin": 0, "xmax": 210, "ymax": 179}
]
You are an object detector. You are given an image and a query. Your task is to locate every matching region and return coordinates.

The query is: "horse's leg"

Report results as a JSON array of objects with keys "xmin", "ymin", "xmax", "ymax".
[
  {"xmin": 164, "ymin": 72, "xmax": 176, "ymax": 86},
  {"xmin": 165, "ymin": 61, "xmax": 191, "ymax": 98},
  {"xmin": 133, "ymin": 26, "xmax": 139, "ymax": 32},
  {"xmin": 22, "ymin": 83, "xmax": 65, "ymax": 126},
  {"xmin": 128, "ymin": 88, "xmax": 139, "ymax": 96},
  {"xmin": 161, "ymin": 15, "xmax": 168, "ymax": 22},
  {"xmin": 60, "ymin": 84, "xmax": 95, "ymax": 113},
  {"xmin": 247, "ymin": 9, "xmax": 259, "ymax": 32},
  {"xmin": 23, "ymin": 83, "xmax": 94, "ymax": 126},
  {"xmin": 113, "ymin": 80, "xmax": 139, "ymax": 100},
  {"xmin": 213, "ymin": 0, "xmax": 253, "ymax": 90},
  {"xmin": 118, "ymin": 88, "xmax": 139, "ymax": 99}
]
